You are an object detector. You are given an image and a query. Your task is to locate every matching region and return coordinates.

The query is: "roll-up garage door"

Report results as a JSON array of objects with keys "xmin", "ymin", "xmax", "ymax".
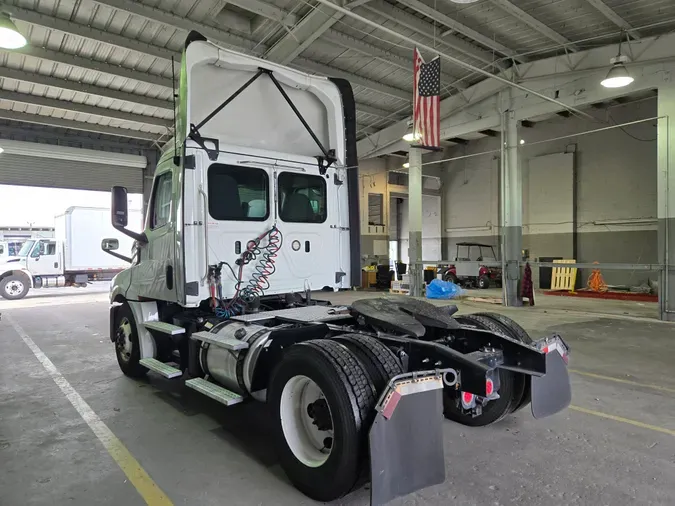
[{"xmin": 0, "ymin": 140, "xmax": 146, "ymax": 192}]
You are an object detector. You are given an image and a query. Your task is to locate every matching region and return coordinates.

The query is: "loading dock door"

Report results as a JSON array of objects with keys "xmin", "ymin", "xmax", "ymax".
[{"xmin": 0, "ymin": 140, "xmax": 146, "ymax": 192}]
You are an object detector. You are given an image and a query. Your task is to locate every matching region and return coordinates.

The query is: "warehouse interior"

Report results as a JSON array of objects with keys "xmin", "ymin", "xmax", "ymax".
[{"xmin": 1, "ymin": 1, "xmax": 675, "ymax": 505}]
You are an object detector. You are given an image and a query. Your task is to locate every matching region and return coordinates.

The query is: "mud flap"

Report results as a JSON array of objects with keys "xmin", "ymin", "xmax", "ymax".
[
  {"xmin": 531, "ymin": 350, "xmax": 571, "ymax": 419},
  {"xmin": 369, "ymin": 373, "xmax": 446, "ymax": 506}
]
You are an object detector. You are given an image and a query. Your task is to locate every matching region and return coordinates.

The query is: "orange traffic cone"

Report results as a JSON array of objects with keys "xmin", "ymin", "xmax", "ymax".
[{"xmin": 587, "ymin": 262, "xmax": 607, "ymax": 292}]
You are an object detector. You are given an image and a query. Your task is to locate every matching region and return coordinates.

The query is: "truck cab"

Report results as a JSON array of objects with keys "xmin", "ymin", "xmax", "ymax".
[
  {"xmin": 108, "ymin": 32, "xmax": 359, "ymax": 308},
  {"xmin": 0, "ymin": 239, "xmax": 63, "ymax": 299}
]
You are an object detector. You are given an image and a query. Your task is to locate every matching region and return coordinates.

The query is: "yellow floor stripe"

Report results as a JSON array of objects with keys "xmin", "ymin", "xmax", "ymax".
[
  {"xmin": 6, "ymin": 314, "xmax": 173, "ymax": 506},
  {"xmin": 570, "ymin": 369, "xmax": 675, "ymax": 394},
  {"xmin": 570, "ymin": 405, "xmax": 675, "ymax": 437}
]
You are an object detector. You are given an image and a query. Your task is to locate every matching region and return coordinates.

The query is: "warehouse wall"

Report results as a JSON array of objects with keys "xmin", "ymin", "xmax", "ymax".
[
  {"xmin": 358, "ymin": 156, "xmax": 443, "ymax": 267},
  {"xmin": 359, "ymin": 157, "xmax": 390, "ymax": 265},
  {"xmin": 441, "ymin": 99, "xmax": 658, "ymax": 286}
]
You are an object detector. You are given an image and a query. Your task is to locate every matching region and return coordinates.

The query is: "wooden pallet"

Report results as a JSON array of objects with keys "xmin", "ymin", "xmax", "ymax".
[
  {"xmin": 466, "ymin": 296, "xmax": 503, "ymax": 304},
  {"xmin": 389, "ymin": 288, "xmax": 410, "ymax": 295},
  {"xmin": 551, "ymin": 259, "xmax": 578, "ymax": 291}
]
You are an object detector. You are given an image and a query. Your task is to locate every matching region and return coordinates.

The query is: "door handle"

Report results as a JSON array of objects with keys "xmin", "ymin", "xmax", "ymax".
[{"xmin": 54, "ymin": 262, "xmax": 58, "ymax": 268}]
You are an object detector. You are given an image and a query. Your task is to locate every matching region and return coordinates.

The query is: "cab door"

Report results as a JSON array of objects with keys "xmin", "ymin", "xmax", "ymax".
[
  {"xmin": 30, "ymin": 240, "xmax": 62, "ymax": 276},
  {"xmin": 275, "ymin": 170, "xmax": 341, "ymax": 292},
  {"xmin": 135, "ymin": 168, "xmax": 178, "ymax": 301}
]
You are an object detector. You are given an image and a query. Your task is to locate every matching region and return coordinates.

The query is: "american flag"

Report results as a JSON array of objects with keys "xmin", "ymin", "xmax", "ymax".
[{"xmin": 413, "ymin": 48, "xmax": 441, "ymax": 148}]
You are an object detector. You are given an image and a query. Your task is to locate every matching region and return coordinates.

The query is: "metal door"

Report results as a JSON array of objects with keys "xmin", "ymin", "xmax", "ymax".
[{"xmin": 30, "ymin": 240, "xmax": 62, "ymax": 276}]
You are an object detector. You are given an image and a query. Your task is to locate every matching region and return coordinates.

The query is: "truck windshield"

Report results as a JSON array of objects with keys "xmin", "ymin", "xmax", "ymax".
[{"xmin": 17, "ymin": 240, "xmax": 35, "ymax": 257}]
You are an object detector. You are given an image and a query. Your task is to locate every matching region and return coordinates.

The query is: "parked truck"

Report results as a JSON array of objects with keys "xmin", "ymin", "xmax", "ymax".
[
  {"xmin": 102, "ymin": 32, "xmax": 571, "ymax": 506},
  {"xmin": 0, "ymin": 207, "xmax": 141, "ymax": 300},
  {"xmin": 0, "ymin": 240, "xmax": 24, "ymax": 260}
]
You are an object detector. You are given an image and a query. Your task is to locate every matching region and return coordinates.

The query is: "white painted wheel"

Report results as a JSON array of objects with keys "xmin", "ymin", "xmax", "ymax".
[
  {"xmin": 279, "ymin": 375, "xmax": 334, "ymax": 468},
  {"xmin": 0, "ymin": 275, "xmax": 29, "ymax": 300},
  {"xmin": 5, "ymin": 279, "xmax": 24, "ymax": 297}
]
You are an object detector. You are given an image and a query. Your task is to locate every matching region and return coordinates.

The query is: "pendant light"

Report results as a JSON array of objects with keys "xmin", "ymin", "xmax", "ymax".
[
  {"xmin": 0, "ymin": 12, "xmax": 26, "ymax": 49},
  {"xmin": 601, "ymin": 33, "xmax": 633, "ymax": 89}
]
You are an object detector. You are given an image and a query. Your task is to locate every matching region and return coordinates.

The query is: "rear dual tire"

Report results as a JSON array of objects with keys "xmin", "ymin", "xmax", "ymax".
[
  {"xmin": 444, "ymin": 313, "xmax": 532, "ymax": 426},
  {"xmin": 269, "ymin": 337, "xmax": 403, "ymax": 502},
  {"xmin": 269, "ymin": 340, "xmax": 376, "ymax": 502}
]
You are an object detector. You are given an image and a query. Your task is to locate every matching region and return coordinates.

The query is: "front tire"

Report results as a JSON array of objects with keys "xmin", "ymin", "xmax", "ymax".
[
  {"xmin": 113, "ymin": 303, "xmax": 148, "ymax": 378},
  {"xmin": 0, "ymin": 274, "xmax": 29, "ymax": 300},
  {"xmin": 268, "ymin": 340, "xmax": 376, "ymax": 502},
  {"xmin": 477, "ymin": 275, "xmax": 490, "ymax": 289}
]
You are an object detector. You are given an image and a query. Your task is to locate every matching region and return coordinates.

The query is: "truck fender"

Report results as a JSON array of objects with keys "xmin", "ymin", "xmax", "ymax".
[
  {"xmin": 110, "ymin": 298, "xmax": 158, "ymax": 360},
  {"xmin": 0, "ymin": 268, "xmax": 33, "ymax": 288}
]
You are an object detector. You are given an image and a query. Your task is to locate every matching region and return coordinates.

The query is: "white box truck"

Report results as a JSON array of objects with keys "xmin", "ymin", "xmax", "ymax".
[{"xmin": 0, "ymin": 206, "xmax": 141, "ymax": 299}]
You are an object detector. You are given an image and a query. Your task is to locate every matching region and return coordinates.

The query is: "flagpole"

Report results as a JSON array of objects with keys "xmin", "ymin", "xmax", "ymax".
[{"xmin": 408, "ymin": 146, "xmax": 424, "ymax": 297}]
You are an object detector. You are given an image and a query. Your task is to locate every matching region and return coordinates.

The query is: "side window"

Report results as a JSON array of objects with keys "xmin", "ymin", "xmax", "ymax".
[
  {"xmin": 45, "ymin": 242, "xmax": 56, "ymax": 255},
  {"xmin": 0, "ymin": 245, "xmax": 4, "ymax": 255},
  {"xmin": 208, "ymin": 164, "xmax": 269, "ymax": 221},
  {"xmin": 30, "ymin": 242, "xmax": 43, "ymax": 258},
  {"xmin": 278, "ymin": 172, "xmax": 327, "ymax": 223},
  {"xmin": 151, "ymin": 172, "xmax": 173, "ymax": 229}
]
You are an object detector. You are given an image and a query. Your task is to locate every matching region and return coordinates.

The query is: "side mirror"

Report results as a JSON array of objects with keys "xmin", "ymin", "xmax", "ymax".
[
  {"xmin": 101, "ymin": 238, "xmax": 119, "ymax": 251},
  {"xmin": 110, "ymin": 186, "xmax": 146, "ymax": 243},
  {"xmin": 112, "ymin": 186, "xmax": 128, "ymax": 228}
]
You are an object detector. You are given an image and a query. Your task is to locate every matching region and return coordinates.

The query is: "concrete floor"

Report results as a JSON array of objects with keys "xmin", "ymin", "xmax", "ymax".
[{"xmin": 1, "ymin": 287, "xmax": 674, "ymax": 505}]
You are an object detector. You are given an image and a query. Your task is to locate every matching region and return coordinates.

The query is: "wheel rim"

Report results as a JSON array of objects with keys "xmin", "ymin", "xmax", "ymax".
[
  {"xmin": 116, "ymin": 317, "xmax": 133, "ymax": 363},
  {"xmin": 5, "ymin": 280, "xmax": 24, "ymax": 296},
  {"xmin": 280, "ymin": 375, "xmax": 334, "ymax": 468}
]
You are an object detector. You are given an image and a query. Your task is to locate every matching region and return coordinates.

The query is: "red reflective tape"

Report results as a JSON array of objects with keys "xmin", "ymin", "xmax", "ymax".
[{"xmin": 381, "ymin": 390, "xmax": 402, "ymax": 420}]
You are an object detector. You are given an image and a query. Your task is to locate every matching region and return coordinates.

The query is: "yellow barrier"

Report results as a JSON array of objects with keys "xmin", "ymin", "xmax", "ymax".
[{"xmin": 550, "ymin": 259, "xmax": 578, "ymax": 291}]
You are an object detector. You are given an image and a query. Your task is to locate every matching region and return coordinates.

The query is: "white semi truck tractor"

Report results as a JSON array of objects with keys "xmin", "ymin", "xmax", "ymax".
[
  {"xmin": 102, "ymin": 32, "xmax": 572, "ymax": 505},
  {"xmin": 0, "ymin": 207, "xmax": 141, "ymax": 300}
]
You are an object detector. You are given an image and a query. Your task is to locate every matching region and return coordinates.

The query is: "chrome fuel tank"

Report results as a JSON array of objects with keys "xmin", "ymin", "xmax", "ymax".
[{"xmin": 198, "ymin": 321, "xmax": 275, "ymax": 399}]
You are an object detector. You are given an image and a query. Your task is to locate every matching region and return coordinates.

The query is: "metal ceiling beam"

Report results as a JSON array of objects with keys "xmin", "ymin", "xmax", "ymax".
[
  {"xmin": 489, "ymin": 0, "xmax": 579, "ymax": 50},
  {"xmin": 0, "ymin": 110, "xmax": 159, "ymax": 141},
  {"xmin": 356, "ymin": 102, "xmax": 405, "ymax": 119},
  {"xmin": 585, "ymin": 0, "xmax": 641, "ymax": 40},
  {"xmin": 292, "ymin": 59, "xmax": 410, "ymax": 100},
  {"xmin": 225, "ymin": 0, "xmax": 298, "ymax": 26},
  {"xmin": 346, "ymin": 0, "xmax": 374, "ymax": 7},
  {"xmin": 9, "ymin": 6, "xmax": 176, "ymax": 61},
  {"xmin": 0, "ymin": 67, "xmax": 171, "ymax": 111},
  {"xmin": 315, "ymin": 0, "xmax": 585, "ymax": 114},
  {"xmin": 357, "ymin": 30, "xmax": 675, "ymax": 157},
  {"xmin": 320, "ymin": 31, "xmax": 466, "ymax": 88},
  {"xmin": 91, "ymin": 0, "xmax": 256, "ymax": 49},
  {"xmin": 265, "ymin": 2, "xmax": 346, "ymax": 65},
  {"xmin": 7, "ymin": 46, "xmax": 172, "ymax": 88},
  {"xmin": 395, "ymin": 0, "xmax": 521, "ymax": 61},
  {"xmin": 0, "ymin": 89, "xmax": 172, "ymax": 127},
  {"xmin": 15, "ymin": 5, "xmax": 412, "ymax": 103},
  {"xmin": 361, "ymin": 0, "xmax": 507, "ymax": 67}
]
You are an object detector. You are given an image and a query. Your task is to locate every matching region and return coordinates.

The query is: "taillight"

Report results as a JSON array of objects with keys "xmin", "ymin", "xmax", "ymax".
[
  {"xmin": 485, "ymin": 378, "xmax": 494, "ymax": 396},
  {"xmin": 461, "ymin": 391, "xmax": 475, "ymax": 408}
]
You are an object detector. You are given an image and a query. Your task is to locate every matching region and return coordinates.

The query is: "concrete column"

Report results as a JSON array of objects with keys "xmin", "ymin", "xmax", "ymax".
[
  {"xmin": 501, "ymin": 106, "xmax": 523, "ymax": 307},
  {"xmin": 657, "ymin": 85, "xmax": 675, "ymax": 320},
  {"xmin": 408, "ymin": 147, "xmax": 424, "ymax": 297}
]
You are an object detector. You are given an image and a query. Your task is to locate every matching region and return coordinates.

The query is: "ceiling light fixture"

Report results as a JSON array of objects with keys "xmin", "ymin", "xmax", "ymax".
[
  {"xmin": 601, "ymin": 33, "xmax": 633, "ymax": 89},
  {"xmin": 0, "ymin": 12, "xmax": 26, "ymax": 49},
  {"xmin": 403, "ymin": 162, "xmax": 410, "ymax": 168},
  {"xmin": 519, "ymin": 139, "xmax": 525, "ymax": 145}
]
